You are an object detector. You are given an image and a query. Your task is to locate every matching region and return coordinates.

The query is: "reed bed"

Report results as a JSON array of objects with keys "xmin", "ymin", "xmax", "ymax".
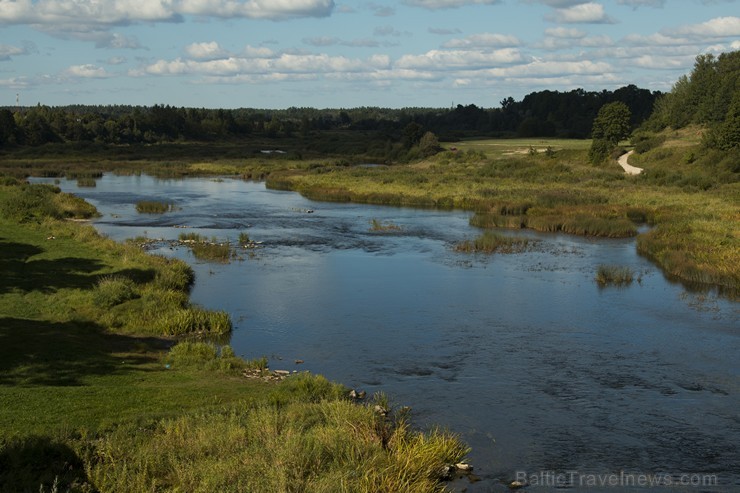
[
  {"xmin": 455, "ymin": 231, "xmax": 531, "ymax": 254},
  {"xmin": 76, "ymin": 177, "xmax": 97, "ymax": 187},
  {"xmin": 595, "ymin": 265, "xmax": 635, "ymax": 286},
  {"xmin": 135, "ymin": 200, "xmax": 176, "ymax": 214}
]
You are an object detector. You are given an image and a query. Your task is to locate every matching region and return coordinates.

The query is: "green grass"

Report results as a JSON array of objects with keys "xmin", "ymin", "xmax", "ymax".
[{"xmin": 0, "ymin": 183, "xmax": 469, "ymax": 492}]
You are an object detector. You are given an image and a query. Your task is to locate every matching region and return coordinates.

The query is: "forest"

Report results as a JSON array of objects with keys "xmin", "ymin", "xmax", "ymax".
[{"xmin": 0, "ymin": 84, "xmax": 659, "ymax": 150}]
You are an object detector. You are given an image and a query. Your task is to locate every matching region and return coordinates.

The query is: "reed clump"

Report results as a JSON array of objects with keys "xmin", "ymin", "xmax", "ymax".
[
  {"xmin": 93, "ymin": 275, "xmax": 138, "ymax": 308},
  {"xmin": 595, "ymin": 264, "xmax": 635, "ymax": 286},
  {"xmin": 370, "ymin": 218, "xmax": 402, "ymax": 232},
  {"xmin": 455, "ymin": 231, "xmax": 531, "ymax": 254},
  {"xmin": 190, "ymin": 241, "xmax": 233, "ymax": 263},
  {"xmin": 76, "ymin": 177, "xmax": 97, "ymax": 187},
  {"xmin": 135, "ymin": 200, "xmax": 176, "ymax": 214},
  {"xmin": 156, "ymin": 307, "xmax": 232, "ymax": 336}
]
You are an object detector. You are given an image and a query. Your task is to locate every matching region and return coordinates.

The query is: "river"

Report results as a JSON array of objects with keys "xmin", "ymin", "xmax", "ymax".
[{"xmin": 37, "ymin": 174, "xmax": 740, "ymax": 492}]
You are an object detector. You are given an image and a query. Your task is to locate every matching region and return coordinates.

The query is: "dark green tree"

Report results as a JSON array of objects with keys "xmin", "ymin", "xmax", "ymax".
[
  {"xmin": 589, "ymin": 102, "xmax": 631, "ymax": 165},
  {"xmin": 591, "ymin": 101, "xmax": 632, "ymax": 145}
]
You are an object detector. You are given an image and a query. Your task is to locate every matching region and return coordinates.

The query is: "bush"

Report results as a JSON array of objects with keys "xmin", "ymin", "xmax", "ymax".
[{"xmin": 588, "ymin": 139, "xmax": 613, "ymax": 165}]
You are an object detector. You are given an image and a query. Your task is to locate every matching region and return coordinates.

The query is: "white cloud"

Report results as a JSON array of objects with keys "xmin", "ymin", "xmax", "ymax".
[
  {"xmin": 396, "ymin": 48, "xmax": 523, "ymax": 70},
  {"xmin": 402, "ymin": 0, "xmax": 500, "ymax": 9},
  {"xmin": 480, "ymin": 59, "xmax": 613, "ymax": 78},
  {"xmin": 665, "ymin": 16, "xmax": 740, "ymax": 39},
  {"xmin": 0, "ymin": 0, "xmax": 336, "ymax": 42},
  {"xmin": 106, "ymin": 56, "xmax": 127, "ymax": 65},
  {"xmin": 545, "ymin": 27, "xmax": 587, "ymax": 38},
  {"xmin": 134, "ymin": 52, "xmax": 391, "ymax": 77},
  {"xmin": 185, "ymin": 41, "xmax": 229, "ymax": 60},
  {"xmin": 548, "ymin": 3, "xmax": 617, "ymax": 24},
  {"xmin": 632, "ymin": 54, "xmax": 687, "ymax": 69},
  {"xmin": 64, "ymin": 64, "xmax": 110, "ymax": 78},
  {"xmin": 178, "ymin": 0, "xmax": 335, "ymax": 19},
  {"xmin": 442, "ymin": 33, "xmax": 521, "ymax": 49}
]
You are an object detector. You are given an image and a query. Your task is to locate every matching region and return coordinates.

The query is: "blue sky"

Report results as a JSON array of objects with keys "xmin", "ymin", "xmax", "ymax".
[{"xmin": 1, "ymin": 0, "xmax": 738, "ymax": 109}]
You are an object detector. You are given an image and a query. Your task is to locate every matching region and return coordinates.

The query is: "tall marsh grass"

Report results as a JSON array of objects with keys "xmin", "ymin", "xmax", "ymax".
[
  {"xmin": 85, "ymin": 374, "xmax": 469, "ymax": 493},
  {"xmin": 156, "ymin": 307, "xmax": 232, "ymax": 336},
  {"xmin": 595, "ymin": 265, "xmax": 635, "ymax": 286},
  {"xmin": 135, "ymin": 200, "xmax": 176, "ymax": 213},
  {"xmin": 455, "ymin": 231, "xmax": 531, "ymax": 254}
]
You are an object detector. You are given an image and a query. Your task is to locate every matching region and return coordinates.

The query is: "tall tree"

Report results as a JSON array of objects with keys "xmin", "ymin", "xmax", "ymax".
[
  {"xmin": 589, "ymin": 102, "xmax": 631, "ymax": 165},
  {"xmin": 591, "ymin": 101, "xmax": 632, "ymax": 145}
]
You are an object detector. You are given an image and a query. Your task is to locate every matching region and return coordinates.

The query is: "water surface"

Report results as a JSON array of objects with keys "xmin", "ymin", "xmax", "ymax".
[{"xmin": 40, "ymin": 175, "xmax": 739, "ymax": 492}]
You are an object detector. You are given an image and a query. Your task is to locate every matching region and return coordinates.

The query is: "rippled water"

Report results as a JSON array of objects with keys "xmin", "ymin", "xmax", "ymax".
[{"xmin": 38, "ymin": 175, "xmax": 740, "ymax": 492}]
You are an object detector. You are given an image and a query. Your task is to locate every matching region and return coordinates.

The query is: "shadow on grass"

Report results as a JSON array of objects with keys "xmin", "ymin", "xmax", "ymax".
[
  {"xmin": 0, "ymin": 317, "xmax": 163, "ymax": 387},
  {"xmin": 0, "ymin": 238, "xmax": 157, "ymax": 294},
  {"xmin": 0, "ymin": 435, "xmax": 93, "ymax": 493}
]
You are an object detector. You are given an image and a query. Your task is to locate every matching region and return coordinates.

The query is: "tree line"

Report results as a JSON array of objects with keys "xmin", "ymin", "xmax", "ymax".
[
  {"xmin": 643, "ymin": 50, "xmax": 739, "ymax": 151},
  {"xmin": 0, "ymin": 85, "xmax": 660, "ymax": 148}
]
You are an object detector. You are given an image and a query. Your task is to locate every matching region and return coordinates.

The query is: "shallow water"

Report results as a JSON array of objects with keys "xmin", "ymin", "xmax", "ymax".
[{"xmin": 39, "ymin": 175, "xmax": 740, "ymax": 492}]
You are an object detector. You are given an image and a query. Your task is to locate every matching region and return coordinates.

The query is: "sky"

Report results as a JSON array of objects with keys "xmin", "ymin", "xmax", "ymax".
[{"xmin": 0, "ymin": 0, "xmax": 738, "ymax": 109}]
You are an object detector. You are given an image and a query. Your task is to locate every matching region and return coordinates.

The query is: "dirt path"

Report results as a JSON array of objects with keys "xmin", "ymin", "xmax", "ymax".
[{"xmin": 618, "ymin": 150, "xmax": 643, "ymax": 175}]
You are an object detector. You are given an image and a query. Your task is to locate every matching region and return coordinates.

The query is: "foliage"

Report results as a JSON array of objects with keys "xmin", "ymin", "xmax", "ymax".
[
  {"xmin": 419, "ymin": 131, "xmax": 441, "ymax": 157},
  {"xmin": 588, "ymin": 138, "xmax": 613, "ymax": 165},
  {"xmin": 2, "ymin": 85, "xmax": 659, "ymax": 154},
  {"xmin": 589, "ymin": 102, "xmax": 631, "ymax": 165},
  {"xmin": 644, "ymin": 50, "xmax": 739, "ymax": 152}
]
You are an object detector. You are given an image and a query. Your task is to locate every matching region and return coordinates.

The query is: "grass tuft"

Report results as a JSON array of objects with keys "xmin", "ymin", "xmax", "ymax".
[
  {"xmin": 595, "ymin": 264, "xmax": 635, "ymax": 286},
  {"xmin": 135, "ymin": 200, "xmax": 176, "ymax": 214},
  {"xmin": 455, "ymin": 231, "xmax": 531, "ymax": 254}
]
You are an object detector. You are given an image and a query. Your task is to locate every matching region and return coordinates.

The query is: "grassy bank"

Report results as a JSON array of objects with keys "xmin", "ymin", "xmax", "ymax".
[
  {"xmin": 1, "ymin": 132, "xmax": 737, "ymax": 293},
  {"xmin": 0, "ymin": 183, "xmax": 468, "ymax": 492},
  {"xmin": 264, "ymin": 135, "xmax": 738, "ymax": 294}
]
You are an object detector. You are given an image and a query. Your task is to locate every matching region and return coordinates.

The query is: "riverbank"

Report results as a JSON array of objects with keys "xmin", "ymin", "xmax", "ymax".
[
  {"xmin": 0, "ymin": 182, "xmax": 469, "ymax": 492},
  {"xmin": 1, "ymin": 132, "xmax": 737, "ymax": 294}
]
